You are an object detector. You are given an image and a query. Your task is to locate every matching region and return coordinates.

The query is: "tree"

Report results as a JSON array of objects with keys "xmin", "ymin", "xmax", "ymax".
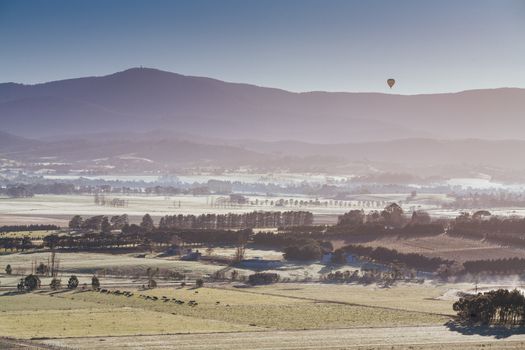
[
  {"xmin": 68, "ymin": 275, "xmax": 79, "ymax": 289},
  {"xmin": 36, "ymin": 262, "xmax": 48, "ymax": 275},
  {"xmin": 195, "ymin": 279, "xmax": 204, "ymax": 288},
  {"xmin": 69, "ymin": 215, "xmax": 83, "ymax": 230},
  {"xmin": 101, "ymin": 216, "xmax": 111, "ymax": 234},
  {"xmin": 141, "ymin": 214, "xmax": 155, "ymax": 233},
  {"xmin": 24, "ymin": 274, "xmax": 41, "ymax": 291},
  {"xmin": 50, "ymin": 278, "xmax": 61, "ymax": 290},
  {"xmin": 5, "ymin": 264, "xmax": 12, "ymax": 275},
  {"xmin": 147, "ymin": 267, "xmax": 159, "ymax": 288},
  {"xmin": 91, "ymin": 275, "xmax": 100, "ymax": 290},
  {"xmin": 381, "ymin": 203, "xmax": 404, "ymax": 227},
  {"xmin": 110, "ymin": 214, "xmax": 129, "ymax": 230},
  {"xmin": 411, "ymin": 210, "xmax": 431, "ymax": 225},
  {"xmin": 82, "ymin": 215, "xmax": 104, "ymax": 231},
  {"xmin": 337, "ymin": 210, "xmax": 365, "ymax": 226}
]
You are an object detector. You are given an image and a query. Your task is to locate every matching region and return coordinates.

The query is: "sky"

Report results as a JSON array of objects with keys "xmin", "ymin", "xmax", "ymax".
[{"xmin": 0, "ymin": 0, "xmax": 524, "ymax": 94}]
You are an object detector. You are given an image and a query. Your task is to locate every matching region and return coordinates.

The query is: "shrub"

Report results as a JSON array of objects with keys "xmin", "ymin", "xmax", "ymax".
[
  {"xmin": 68, "ymin": 275, "xmax": 79, "ymax": 289},
  {"xmin": 284, "ymin": 241, "xmax": 322, "ymax": 261},
  {"xmin": 50, "ymin": 278, "xmax": 62, "ymax": 290},
  {"xmin": 248, "ymin": 272, "xmax": 280, "ymax": 285},
  {"xmin": 195, "ymin": 279, "xmax": 204, "ymax": 288},
  {"xmin": 91, "ymin": 276, "xmax": 100, "ymax": 289},
  {"xmin": 24, "ymin": 274, "xmax": 41, "ymax": 291},
  {"xmin": 5, "ymin": 264, "xmax": 12, "ymax": 275}
]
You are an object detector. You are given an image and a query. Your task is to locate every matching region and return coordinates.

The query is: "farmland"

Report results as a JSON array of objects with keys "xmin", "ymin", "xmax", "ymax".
[
  {"xmin": 41, "ymin": 327, "xmax": 525, "ymax": 350},
  {"xmin": 0, "ymin": 285, "xmax": 447, "ymax": 340},
  {"xmin": 2, "ymin": 282, "xmax": 525, "ymax": 349},
  {"xmin": 357, "ymin": 234, "xmax": 525, "ymax": 263},
  {"xmin": 0, "ymin": 193, "xmax": 445, "ymax": 226}
]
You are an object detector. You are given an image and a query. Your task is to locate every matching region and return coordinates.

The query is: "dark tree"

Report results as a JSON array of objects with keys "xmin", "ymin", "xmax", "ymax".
[
  {"xmin": 5, "ymin": 264, "xmax": 12, "ymax": 275},
  {"xmin": 101, "ymin": 217, "xmax": 111, "ymax": 234},
  {"xmin": 24, "ymin": 274, "xmax": 41, "ymax": 291},
  {"xmin": 141, "ymin": 214, "xmax": 155, "ymax": 233},
  {"xmin": 69, "ymin": 215, "xmax": 83, "ymax": 230},
  {"xmin": 50, "ymin": 278, "xmax": 62, "ymax": 290},
  {"xmin": 91, "ymin": 275, "xmax": 100, "ymax": 289},
  {"xmin": 68, "ymin": 275, "xmax": 79, "ymax": 289}
]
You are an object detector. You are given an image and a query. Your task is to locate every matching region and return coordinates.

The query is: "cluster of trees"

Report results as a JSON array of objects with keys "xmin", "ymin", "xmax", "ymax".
[
  {"xmin": 248, "ymin": 272, "xmax": 280, "ymax": 285},
  {"xmin": 453, "ymin": 289, "xmax": 525, "ymax": 325},
  {"xmin": 2, "ymin": 185, "xmax": 34, "ymax": 198},
  {"xmin": 283, "ymin": 240, "xmax": 324, "ymax": 261},
  {"xmin": 158, "ymin": 211, "xmax": 313, "ymax": 229},
  {"xmin": 0, "ymin": 236, "xmax": 33, "ymax": 251},
  {"xmin": 0, "ymin": 224, "xmax": 59, "ymax": 233},
  {"xmin": 253, "ymin": 232, "xmax": 332, "ymax": 260},
  {"xmin": 334, "ymin": 244, "xmax": 451, "ymax": 271},
  {"xmin": 43, "ymin": 232, "xmax": 141, "ymax": 250},
  {"xmin": 94, "ymin": 194, "xmax": 128, "ymax": 207},
  {"xmin": 444, "ymin": 192, "xmax": 525, "ymax": 209},
  {"xmin": 463, "ymin": 258, "xmax": 525, "ymax": 275},
  {"xmin": 69, "ymin": 214, "xmax": 129, "ymax": 232},
  {"xmin": 42, "ymin": 228, "xmax": 251, "ymax": 250},
  {"xmin": 449, "ymin": 213, "xmax": 525, "ymax": 248},
  {"xmin": 336, "ymin": 205, "xmax": 434, "ymax": 230}
]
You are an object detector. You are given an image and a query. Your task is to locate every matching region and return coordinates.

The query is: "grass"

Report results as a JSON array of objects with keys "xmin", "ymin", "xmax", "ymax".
[
  {"xmin": 64, "ymin": 287, "xmax": 449, "ymax": 330},
  {"xmin": 238, "ymin": 282, "xmax": 456, "ymax": 315},
  {"xmin": 0, "ymin": 292, "xmax": 250, "ymax": 339}
]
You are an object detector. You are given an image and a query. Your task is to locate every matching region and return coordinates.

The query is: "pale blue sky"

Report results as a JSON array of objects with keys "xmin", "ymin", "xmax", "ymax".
[{"xmin": 0, "ymin": 0, "xmax": 524, "ymax": 94}]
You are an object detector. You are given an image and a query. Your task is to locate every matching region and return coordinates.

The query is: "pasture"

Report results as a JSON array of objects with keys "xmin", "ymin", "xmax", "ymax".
[{"xmin": 358, "ymin": 234, "xmax": 525, "ymax": 263}]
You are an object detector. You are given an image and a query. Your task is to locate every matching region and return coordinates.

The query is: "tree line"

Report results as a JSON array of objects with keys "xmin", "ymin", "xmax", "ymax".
[
  {"xmin": 158, "ymin": 211, "xmax": 313, "ymax": 229},
  {"xmin": 0, "ymin": 224, "xmax": 60, "ymax": 233},
  {"xmin": 454, "ymin": 289, "xmax": 525, "ymax": 325},
  {"xmin": 334, "ymin": 244, "xmax": 451, "ymax": 272},
  {"xmin": 463, "ymin": 257, "xmax": 525, "ymax": 275}
]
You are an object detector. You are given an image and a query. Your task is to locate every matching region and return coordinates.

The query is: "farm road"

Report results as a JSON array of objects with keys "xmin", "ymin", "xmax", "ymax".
[{"xmin": 42, "ymin": 325, "xmax": 525, "ymax": 350}]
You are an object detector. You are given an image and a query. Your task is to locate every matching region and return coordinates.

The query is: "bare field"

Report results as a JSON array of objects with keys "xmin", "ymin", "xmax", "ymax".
[{"xmin": 41, "ymin": 326, "xmax": 525, "ymax": 350}]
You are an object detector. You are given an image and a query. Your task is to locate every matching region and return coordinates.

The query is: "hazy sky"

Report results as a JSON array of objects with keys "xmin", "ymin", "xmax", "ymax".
[{"xmin": 0, "ymin": 0, "xmax": 524, "ymax": 94}]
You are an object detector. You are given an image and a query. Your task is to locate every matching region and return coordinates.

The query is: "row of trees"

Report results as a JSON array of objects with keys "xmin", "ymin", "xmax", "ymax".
[
  {"xmin": 449, "ymin": 213, "xmax": 525, "ymax": 247},
  {"xmin": 0, "ymin": 224, "xmax": 59, "ymax": 233},
  {"xmin": 463, "ymin": 258, "xmax": 525, "ymax": 275},
  {"xmin": 334, "ymin": 244, "xmax": 451, "ymax": 272},
  {"xmin": 69, "ymin": 214, "xmax": 130, "ymax": 232},
  {"xmin": 18, "ymin": 274, "xmax": 100, "ymax": 292},
  {"xmin": 444, "ymin": 192, "xmax": 525, "ymax": 209},
  {"xmin": 453, "ymin": 289, "xmax": 525, "ymax": 325},
  {"xmin": 0, "ymin": 237, "xmax": 33, "ymax": 252},
  {"xmin": 336, "ymin": 205, "xmax": 433, "ymax": 229},
  {"xmin": 158, "ymin": 211, "xmax": 313, "ymax": 229}
]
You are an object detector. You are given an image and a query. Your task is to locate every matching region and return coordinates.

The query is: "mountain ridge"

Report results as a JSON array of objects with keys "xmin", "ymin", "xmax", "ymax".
[{"xmin": 1, "ymin": 67, "xmax": 524, "ymax": 142}]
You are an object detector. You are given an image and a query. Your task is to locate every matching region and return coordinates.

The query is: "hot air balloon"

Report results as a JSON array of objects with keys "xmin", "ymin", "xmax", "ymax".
[{"xmin": 387, "ymin": 78, "xmax": 395, "ymax": 88}]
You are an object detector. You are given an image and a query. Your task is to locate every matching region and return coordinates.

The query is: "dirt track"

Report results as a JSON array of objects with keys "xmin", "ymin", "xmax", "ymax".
[{"xmin": 41, "ymin": 325, "xmax": 525, "ymax": 350}]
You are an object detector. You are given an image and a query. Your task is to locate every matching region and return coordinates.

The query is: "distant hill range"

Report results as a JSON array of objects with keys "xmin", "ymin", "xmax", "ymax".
[{"xmin": 1, "ymin": 67, "xmax": 524, "ymax": 142}]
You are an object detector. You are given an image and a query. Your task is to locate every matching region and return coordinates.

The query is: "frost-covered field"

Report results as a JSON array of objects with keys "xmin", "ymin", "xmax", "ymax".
[{"xmin": 0, "ymin": 193, "xmax": 450, "ymax": 226}]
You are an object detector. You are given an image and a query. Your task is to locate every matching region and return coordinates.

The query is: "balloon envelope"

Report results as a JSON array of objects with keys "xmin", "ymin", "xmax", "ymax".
[{"xmin": 387, "ymin": 78, "xmax": 395, "ymax": 88}]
